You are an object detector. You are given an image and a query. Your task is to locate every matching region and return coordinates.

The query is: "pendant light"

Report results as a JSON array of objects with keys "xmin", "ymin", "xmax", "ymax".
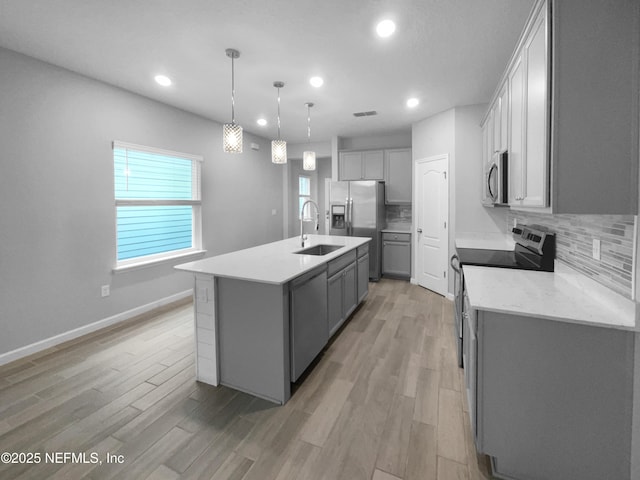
[
  {"xmin": 303, "ymin": 102, "xmax": 316, "ymax": 171},
  {"xmin": 271, "ymin": 81, "xmax": 287, "ymax": 164},
  {"xmin": 222, "ymin": 48, "xmax": 242, "ymax": 153}
]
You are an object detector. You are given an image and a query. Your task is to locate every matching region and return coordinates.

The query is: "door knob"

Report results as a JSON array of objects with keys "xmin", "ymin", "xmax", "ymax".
[{"xmin": 417, "ymin": 228, "xmax": 423, "ymax": 233}]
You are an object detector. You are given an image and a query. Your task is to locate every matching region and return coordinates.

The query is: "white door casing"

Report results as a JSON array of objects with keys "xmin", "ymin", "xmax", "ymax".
[{"xmin": 415, "ymin": 155, "xmax": 449, "ymax": 296}]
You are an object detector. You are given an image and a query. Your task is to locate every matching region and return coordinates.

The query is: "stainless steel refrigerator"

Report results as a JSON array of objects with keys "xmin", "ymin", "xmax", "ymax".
[{"xmin": 329, "ymin": 180, "xmax": 385, "ymax": 280}]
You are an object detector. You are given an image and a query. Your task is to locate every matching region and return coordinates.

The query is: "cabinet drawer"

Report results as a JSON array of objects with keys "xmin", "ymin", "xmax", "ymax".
[
  {"xmin": 357, "ymin": 243, "xmax": 369, "ymax": 258},
  {"xmin": 327, "ymin": 250, "xmax": 357, "ymax": 277},
  {"xmin": 382, "ymin": 232, "xmax": 411, "ymax": 242}
]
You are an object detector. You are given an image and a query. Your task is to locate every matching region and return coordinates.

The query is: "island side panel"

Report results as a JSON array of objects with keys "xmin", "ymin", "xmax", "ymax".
[
  {"xmin": 216, "ymin": 277, "xmax": 290, "ymax": 404},
  {"xmin": 194, "ymin": 273, "xmax": 218, "ymax": 385},
  {"xmin": 479, "ymin": 311, "xmax": 634, "ymax": 480}
]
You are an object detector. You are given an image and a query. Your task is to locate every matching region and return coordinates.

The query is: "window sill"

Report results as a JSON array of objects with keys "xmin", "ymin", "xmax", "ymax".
[{"xmin": 112, "ymin": 249, "xmax": 207, "ymax": 274}]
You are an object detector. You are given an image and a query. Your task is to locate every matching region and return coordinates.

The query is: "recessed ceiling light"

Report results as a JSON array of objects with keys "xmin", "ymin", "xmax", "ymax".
[
  {"xmin": 257, "ymin": 118, "xmax": 267, "ymax": 127},
  {"xmin": 309, "ymin": 76, "xmax": 324, "ymax": 88},
  {"xmin": 154, "ymin": 75, "xmax": 172, "ymax": 87},
  {"xmin": 406, "ymin": 97, "xmax": 419, "ymax": 108},
  {"xmin": 376, "ymin": 19, "xmax": 396, "ymax": 38}
]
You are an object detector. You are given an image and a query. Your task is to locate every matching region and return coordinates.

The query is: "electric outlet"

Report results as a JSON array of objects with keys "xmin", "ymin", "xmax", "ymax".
[
  {"xmin": 592, "ymin": 239, "xmax": 601, "ymax": 261},
  {"xmin": 101, "ymin": 285, "xmax": 110, "ymax": 297}
]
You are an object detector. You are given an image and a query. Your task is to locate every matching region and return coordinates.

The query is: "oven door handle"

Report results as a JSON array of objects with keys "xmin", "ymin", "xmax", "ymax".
[{"xmin": 450, "ymin": 254, "xmax": 461, "ymax": 274}]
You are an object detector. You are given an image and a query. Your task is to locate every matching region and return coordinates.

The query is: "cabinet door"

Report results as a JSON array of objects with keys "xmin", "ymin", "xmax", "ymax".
[
  {"xmin": 357, "ymin": 253, "xmax": 369, "ymax": 303},
  {"xmin": 482, "ymin": 121, "xmax": 490, "ymax": 167},
  {"xmin": 481, "ymin": 120, "xmax": 491, "ymax": 203},
  {"xmin": 362, "ymin": 150, "xmax": 384, "ymax": 180},
  {"xmin": 339, "ymin": 152, "xmax": 363, "ymax": 180},
  {"xmin": 508, "ymin": 54, "xmax": 525, "ymax": 205},
  {"xmin": 382, "ymin": 241, "xmax": 411, "ymax": 277},
  {"xmin": 522, "ymin": 7, "xmax": 548, "ymax": 207},
  {"xmin": 327, "ymin": 271, "xmax": 344, "ymax": 336},
  {"xmin": 384, "ymin": 148, "xmax": 412, "ymax": 204},
  {"xmin": 499, "ymin": 83, "xmax": 509, "ymax": 152},
  {"xmin": 485, "ymin": 110, "xmax": 494, "ymax": 166},
  {"xmin": 342, "ymin": 262, "xmax": 358, "ymax": 319},
  {"xmin": 492, "ymin": 102, "xmax": 501, "ymax": 156}
]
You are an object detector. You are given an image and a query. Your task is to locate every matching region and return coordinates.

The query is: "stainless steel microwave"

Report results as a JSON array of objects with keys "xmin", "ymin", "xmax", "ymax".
[{"xmin": 483, "ymin": 150, "xmax": 508, "ymax": 205}]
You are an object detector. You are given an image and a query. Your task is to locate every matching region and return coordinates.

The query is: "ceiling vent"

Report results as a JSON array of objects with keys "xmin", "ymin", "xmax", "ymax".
[{"xmin": 353, "ymin": 110, "xmax": 378, "ymax": 117}]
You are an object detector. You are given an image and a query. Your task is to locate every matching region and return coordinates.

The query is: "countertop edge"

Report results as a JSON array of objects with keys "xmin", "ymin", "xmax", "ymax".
[
  {"xmin": 174, "ymin": 235, "xmax": 371, "ymax": 285},
  {"xmin": 464, "ymin": 262, "xmax": 638, "ymax": 332}
]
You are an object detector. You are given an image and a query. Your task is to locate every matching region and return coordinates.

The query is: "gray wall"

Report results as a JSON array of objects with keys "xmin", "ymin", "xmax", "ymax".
[
  {"xmin": 453, "ymin": 104, "xmax": 507, "ymax": 234},
  {"xmin": 412, "ymin": 105, "xmax": 509, "ymax": 294},
  {"xmin": 0, "ymin": 48, "xmax": 284, "ymax": 358}
]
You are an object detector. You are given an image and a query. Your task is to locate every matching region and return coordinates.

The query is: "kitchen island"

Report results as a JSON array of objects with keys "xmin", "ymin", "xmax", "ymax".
[{"xmin": 175, "ymin": 234, "xmax": 371, "ymax": 404}]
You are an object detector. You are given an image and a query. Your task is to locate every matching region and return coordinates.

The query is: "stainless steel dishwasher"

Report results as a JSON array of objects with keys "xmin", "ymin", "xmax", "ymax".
[{"xmin": 289, "ymin": 265, "xmax": 328, "ymax": 381}]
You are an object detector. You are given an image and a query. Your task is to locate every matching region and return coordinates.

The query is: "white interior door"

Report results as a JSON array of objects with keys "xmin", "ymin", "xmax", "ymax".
[{"xmin": 415, "ymin": 155, "xmax": 449, "ymax": 296}]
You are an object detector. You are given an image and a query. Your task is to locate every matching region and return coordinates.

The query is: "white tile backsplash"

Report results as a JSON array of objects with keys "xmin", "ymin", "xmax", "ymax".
[{"xmin": 507, "ymin": 211, "xmax": 635, "ymax": 299}]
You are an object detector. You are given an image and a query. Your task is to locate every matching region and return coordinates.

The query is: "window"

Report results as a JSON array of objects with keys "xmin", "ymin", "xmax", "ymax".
[
  {"xmin": 298, "ymin": 175, "xmax": 311, "ymax": 220},
  {"xmin": 113, "ymin": 141, "xmax": 203, "ymax": 268}
]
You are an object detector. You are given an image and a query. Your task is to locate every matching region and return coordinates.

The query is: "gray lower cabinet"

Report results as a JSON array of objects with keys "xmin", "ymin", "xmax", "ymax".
[
  {"xmin": 327, "ymin": 250, "xmax": 359, "ymax": 336},
  {"xmin": 289, "ymin": 266, "xmax": 328, "ymax": 382},
  {"xmin": 471, "ymin": 308, "xmax": 635, "ymax": 480},
  {"xmin": 327, "ymin": 271, "xmax": 343, "ymax": 337},
  {"xmin": 357, "ymin": 253, "xmax": 369, "ymax": 303},
  {"xmin": 382, "ymin": 232, "xmax": 411, "ymax": 278}
]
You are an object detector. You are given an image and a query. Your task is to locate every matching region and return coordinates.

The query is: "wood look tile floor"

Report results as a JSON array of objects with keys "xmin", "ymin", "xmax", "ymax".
[{"xmin": 0, "ymin": 279, "xmax": 492, "ymax": 480}]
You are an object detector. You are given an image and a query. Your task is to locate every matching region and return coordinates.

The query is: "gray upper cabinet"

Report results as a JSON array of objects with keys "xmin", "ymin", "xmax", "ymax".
[
  {"xmin": 339, "ymin": 150, "xmax": 384, "ymax": 180},
  {"xmin": 481, "ymin": 0, "xmax": 639, "ymax": 214},
  {"xmin": 384, "ymin": 148, "xmax": 412, "ymax": 204}
]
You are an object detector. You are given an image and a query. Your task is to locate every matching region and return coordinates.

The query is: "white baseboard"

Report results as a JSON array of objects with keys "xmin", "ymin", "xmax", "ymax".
[{"xmin": 0, "ymin": 290, "xmax": 193, "ymax": 367}]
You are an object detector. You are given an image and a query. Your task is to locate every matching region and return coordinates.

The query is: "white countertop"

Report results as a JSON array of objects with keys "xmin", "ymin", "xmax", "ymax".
[
  {"xmin": 455, "ymin": 232, "xmax": 515, "ymax": 250},
  {"xmin": 175, "ymin": 234, "xmax": 370, "ymax": 285},
  {"xmin": 463, "ymin": 262, "xmax": 637, "ymax": 331}
]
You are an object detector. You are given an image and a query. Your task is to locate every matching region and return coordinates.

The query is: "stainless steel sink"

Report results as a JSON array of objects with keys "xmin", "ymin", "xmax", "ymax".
[{"xmin": 294, "ymin": 244, "xmax": 343, "ymax": 256}]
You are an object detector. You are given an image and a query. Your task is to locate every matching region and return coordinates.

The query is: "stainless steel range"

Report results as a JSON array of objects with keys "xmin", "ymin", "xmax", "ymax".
[{"xmin": 450, "ymin": 225, "xmax": 556, "ymax": 367}]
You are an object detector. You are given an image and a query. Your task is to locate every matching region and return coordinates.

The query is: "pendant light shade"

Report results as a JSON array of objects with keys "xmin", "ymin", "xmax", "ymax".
[
  {"xmin": 303, "ymin": 102, "xmax": 316, "ymax": 171},
  {"xmin": 303, "ymin": 150, "xmax": 316, "ymax": 170},
  {"xmin": 223, "ymin": 123, "xmax": 243, "ymax": 153},
  {"xmin": 272, "ymin": 140, "xmax": 287, "ymax": 164},
  {"xmin": 223, "ymin": 48, "xmax": 243, "ymax": 153},
  {"xmin": 271, "ymin": 81, "xmax": 287, "ymax": 164}
]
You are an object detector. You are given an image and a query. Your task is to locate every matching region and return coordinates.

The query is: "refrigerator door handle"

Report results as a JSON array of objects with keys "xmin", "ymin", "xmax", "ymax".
[
  {"xmin": 344, "ymin": 198, "xmax": 350, "ymax": 235},
  {"xmin": 349, "ymin": 198, "xmax": 354, "ymax": 235}
]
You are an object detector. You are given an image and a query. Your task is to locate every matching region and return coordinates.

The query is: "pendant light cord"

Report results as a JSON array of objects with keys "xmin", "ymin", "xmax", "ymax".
[
  {"xmin": 230, "ymin": 54, "xmax": 235, "ymax": 124},
  {"xmin": 307, "ymin": 104, "xmax": 312, "ymax": 144},
  {"xmin": 277, "ymin": 86, "xmax": 281, "ymax": 140}
]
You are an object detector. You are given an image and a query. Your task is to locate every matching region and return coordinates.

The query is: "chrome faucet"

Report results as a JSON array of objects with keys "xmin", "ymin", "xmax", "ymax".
[{"xmin": 300, "ymin": 200, "xmax": 320, "ymax": 247}]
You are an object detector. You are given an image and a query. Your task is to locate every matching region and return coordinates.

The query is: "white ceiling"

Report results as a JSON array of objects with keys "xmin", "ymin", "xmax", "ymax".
[{"xmin": 0, "ymin": 0, "xmax": 535, "ymax": 144}]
